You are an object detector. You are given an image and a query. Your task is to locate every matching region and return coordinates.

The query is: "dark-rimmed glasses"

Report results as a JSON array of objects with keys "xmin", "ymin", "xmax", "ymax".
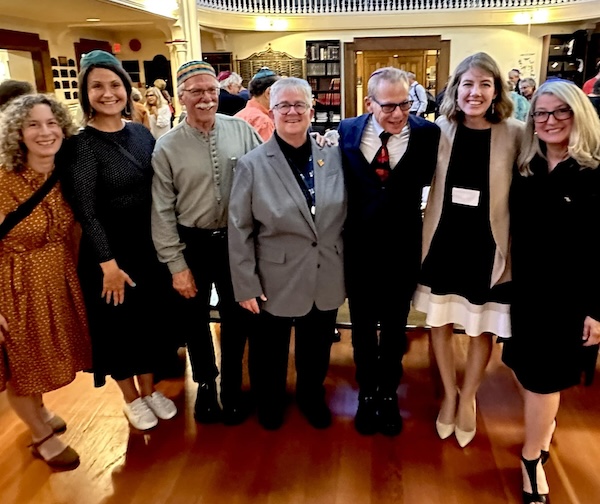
[
  {"xmin": 531, "ymin": 107, "xmax": 573, "ymax": 123},
  {"xmin": 370, "ymin": 97, "xmax": 413, "ymax": 113},
  {"xmin": 272, "ymin": 102, "xmax": 309, "ymax": 115}
]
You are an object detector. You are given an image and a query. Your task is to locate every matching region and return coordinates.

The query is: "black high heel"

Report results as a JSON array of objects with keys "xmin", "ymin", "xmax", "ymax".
[
  {"xmin": 541, "ymin": 419, "xmax": 557, "ymax": 466},
  {"xmin": 521, "ymin": 455, "xmax": 548, "ymax": 504}
]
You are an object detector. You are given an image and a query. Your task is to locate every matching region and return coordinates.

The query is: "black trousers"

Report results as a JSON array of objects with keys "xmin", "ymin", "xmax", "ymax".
[
  {"xmin": 249, "ymin": 305, "xmax": 337, "ymax": 411},
  {"xmin": 177, "ymin": 225, "xmax": 252, "ymax": 406},
  {"xmin": 348, "ymin": 286, "xmax": 412, "ymax": 397}
]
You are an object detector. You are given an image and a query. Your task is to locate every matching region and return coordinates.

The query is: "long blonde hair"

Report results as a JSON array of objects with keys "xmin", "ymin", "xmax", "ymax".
[
  {"xmin": 145, "ymin": 86, "xmax": 165, "ymax": 109},
  {"xmin": 518, "ymin": 79, "xmax": 600, "ymax": 175}
]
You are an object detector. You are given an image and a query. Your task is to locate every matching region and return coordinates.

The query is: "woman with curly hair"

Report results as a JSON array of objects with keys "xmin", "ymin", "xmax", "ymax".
[
  {"xmin": 0, "ymin": 93, "xmax": 91, "ymax": 470},
  {"xmin": 413, "ymin": 52, "xmax": 524, "ymax": 447}
]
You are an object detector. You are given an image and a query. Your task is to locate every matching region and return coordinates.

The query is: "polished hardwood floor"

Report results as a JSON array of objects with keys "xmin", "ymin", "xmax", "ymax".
[{"xmin": 1, "ymin": 325, "xmax": 599, "ymax": 504}]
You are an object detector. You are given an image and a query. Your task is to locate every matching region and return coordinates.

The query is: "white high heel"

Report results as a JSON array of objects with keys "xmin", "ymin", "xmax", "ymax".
[
  {"xmin": 455, "ymin": 398, "xmax": 476, "ymax": 448},
  {"xmin": 435, "ymin": 414, "xmax": 455, "ymax": 440}
]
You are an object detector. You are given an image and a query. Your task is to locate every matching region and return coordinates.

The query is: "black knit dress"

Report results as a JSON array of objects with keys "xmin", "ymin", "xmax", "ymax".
[
  {"xmin": 65, "ymin": 122, "xmax": 175, "ymax": 386},
  {"xmin": 502, "ymin": 156, "xmax": 600, "ymax": 393}
]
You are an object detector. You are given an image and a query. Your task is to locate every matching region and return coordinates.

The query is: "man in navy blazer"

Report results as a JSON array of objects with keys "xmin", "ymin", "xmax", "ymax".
[{"xmin": 338, "ymin": 67, "xmax": 440, "ymax": 436}]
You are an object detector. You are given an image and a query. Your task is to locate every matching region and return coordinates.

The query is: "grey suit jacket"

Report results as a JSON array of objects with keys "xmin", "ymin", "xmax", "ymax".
[{"xmin": 228, "ymin": 136, "xmax": 347, "ymax": 318}]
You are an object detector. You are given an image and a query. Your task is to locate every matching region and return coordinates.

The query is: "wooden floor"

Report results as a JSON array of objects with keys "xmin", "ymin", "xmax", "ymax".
[{"xmin": 1, "ymin": 326, "xmax": 600, "ymax": 504}]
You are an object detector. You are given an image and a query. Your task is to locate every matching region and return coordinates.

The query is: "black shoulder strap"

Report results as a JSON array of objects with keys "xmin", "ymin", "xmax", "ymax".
[
  {"xmin": 85, "ymin": 125, "xmax": 144, "ymax": 171},
  {"xmin": 0, "ymin": 167, "xmax": 61, "ymax": 240}
]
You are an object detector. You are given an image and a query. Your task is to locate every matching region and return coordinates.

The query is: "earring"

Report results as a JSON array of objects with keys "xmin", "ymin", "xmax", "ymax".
[
  {"xmin": 491, "ymin": 102, "xmax": 495, "ymax": 114},
  {"xmin": 124, "ymin": 102, "xmax": 132, "ymax": 117}
]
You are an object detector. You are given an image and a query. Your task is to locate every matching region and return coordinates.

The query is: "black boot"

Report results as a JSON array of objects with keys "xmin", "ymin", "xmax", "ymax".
[{"xmin": 194, "ymin": 382, "xmax": 222, "ymax": 424}]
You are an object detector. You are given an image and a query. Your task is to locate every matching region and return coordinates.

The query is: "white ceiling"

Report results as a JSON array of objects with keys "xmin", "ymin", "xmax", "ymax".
[{"xmin": 0, "ymin": 0, "xmax": 165, "ymax": 26}]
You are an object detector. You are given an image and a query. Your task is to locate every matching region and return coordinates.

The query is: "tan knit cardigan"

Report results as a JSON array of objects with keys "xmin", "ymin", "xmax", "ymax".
[{"xmin": 421, "ymin": 115, "xmax": 525, "ymax": 287}]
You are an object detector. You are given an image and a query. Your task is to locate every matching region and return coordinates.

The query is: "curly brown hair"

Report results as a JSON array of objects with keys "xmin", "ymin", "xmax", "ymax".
[{"xmin": 0, "ymin": 93, "xmax": 78, "ymax": 172}]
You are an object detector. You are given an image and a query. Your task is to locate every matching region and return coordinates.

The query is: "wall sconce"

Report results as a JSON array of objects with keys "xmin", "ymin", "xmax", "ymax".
[{"xmin": 256, "ymin": 17, "xmax": 288, "ymax": 31}]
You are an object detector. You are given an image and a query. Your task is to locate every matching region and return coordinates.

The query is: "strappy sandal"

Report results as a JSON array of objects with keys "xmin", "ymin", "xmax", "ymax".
[
  {"xmin": 541, "ymin": 419, "xmax": 556, "ymax": 466},
  {"xmin": 521, "ymin": 455, "xmax": 548, "ymax": 504},
  {"xmin": 29, "ymin": 433, "xmax": 80, "ymax": 471}
]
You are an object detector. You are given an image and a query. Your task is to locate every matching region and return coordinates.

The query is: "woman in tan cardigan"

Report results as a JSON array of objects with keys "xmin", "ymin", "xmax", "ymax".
[{"xmin": 413, "ymin": 52, "xmax": 524, "ymax": 448}]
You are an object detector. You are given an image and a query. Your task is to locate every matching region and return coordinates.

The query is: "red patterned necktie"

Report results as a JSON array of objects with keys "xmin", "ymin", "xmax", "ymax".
[{"xmin": 373, "ymin": 131, "xmax": 392, "ymax": 184}]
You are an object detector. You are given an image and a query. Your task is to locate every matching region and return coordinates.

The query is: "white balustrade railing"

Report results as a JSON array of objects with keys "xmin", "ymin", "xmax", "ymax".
[{"xmin": 197, "ymin": 0, "xmax": 582, "ymax": 12}]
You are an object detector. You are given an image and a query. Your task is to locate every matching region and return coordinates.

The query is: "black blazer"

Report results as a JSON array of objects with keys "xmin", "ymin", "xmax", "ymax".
[{"xmin": 338, "ymin": 113, "xmax": 440, "ymax": 289}]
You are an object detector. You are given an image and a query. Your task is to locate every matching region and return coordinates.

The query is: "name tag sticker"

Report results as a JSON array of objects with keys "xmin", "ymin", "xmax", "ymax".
[{"xmin": 451, "ymin": 187, "xmax": 480, "ymax": 207}]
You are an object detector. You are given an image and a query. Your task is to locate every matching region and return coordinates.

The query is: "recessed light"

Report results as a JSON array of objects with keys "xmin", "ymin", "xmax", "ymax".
[{"xmin": 86, "ymin": 18, "xmax": 101, "ymax": 22}]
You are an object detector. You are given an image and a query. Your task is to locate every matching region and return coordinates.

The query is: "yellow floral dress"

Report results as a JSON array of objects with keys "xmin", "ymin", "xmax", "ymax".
[{"xmin": 0, "ymin": 166, "xmax": 91, "ymax": 395}]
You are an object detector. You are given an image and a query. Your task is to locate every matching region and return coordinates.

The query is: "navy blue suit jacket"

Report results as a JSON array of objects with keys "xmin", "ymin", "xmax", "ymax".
[{"xmin": 338, "ymin": 113, "xmax": 440, "ymax": 296}]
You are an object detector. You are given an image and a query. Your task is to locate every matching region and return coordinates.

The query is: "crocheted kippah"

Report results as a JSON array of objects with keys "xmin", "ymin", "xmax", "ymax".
[
  {"xmin": 177, "ymin": 61, "xmax": 216, "ymax": 87},
  {"xmin": 252, "ymin": 67, "xmax": 276, "ymax": 80}
]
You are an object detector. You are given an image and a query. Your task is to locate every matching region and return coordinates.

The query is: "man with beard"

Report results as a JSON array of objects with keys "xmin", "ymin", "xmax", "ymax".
[{"xmin": 151, "ymin": 61, "xmax": 262, "ymax": 426}]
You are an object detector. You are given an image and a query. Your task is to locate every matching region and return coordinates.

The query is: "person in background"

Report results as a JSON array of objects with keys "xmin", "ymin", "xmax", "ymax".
[
  {"xmin": 413, "ymin": 52, "xmax": 524, "ymax": 448},
  {"xmin": 588, "ymin": 78, "xmax": 600, "ymax": 118},
  {"xmin": 502, "ymin": 79, "xmax": 600, "ymax": 504},
  {"xmin": 338, "ymin": 67, "xmax": 440, "ymax": 437},
  {"xmin": 407, "ymin": 72, "xmax": 428, "ymax": 117},
  {"xmin": 130, "ymin": 87, "xmax": 151, "ymax": 130},
  {"xmin": 0, "ymin": 79, "xmax": 34, "ymax": 110},
  {"xmin": 234, "ymin": 67, "xmax": 279, "ymax": 141},
  {"xmin": 145, "ymin": 86, "xmax": 172, "ymax": 139},
  {"xmin": 582, "ymin": 60, "xmax": 600, "ymax": 95},
  {"xmin": 508, "ymin": 81, "xmax": 531, "ymax": 122},
  {"xmin": 0, "ymin": 93, "xmax": 92, "ymax": 470},
  {"xmin": 216, "ymin": 71, "xmax": 247, "ymax": 115},
  {"xmin": 153, "ymin": 78, "xmax": 174, "ymax": 117},
  {"xmin": 509, "ymin": 68, "xmax": 523, "ymax": 95},
  {"xmin": 66, "ymin": 50, "xmax": 178, "ymax": 431},
  {"xmin": 151, "ymin": 60, "xmax": 262, "ymax": 426},
  {"xmin": 228, "ymin": 77, "xmax": 346, "ymax": 430},
  {"xmin": 519, "ymin": 78, "xmax": 537, "ymax": 101}
]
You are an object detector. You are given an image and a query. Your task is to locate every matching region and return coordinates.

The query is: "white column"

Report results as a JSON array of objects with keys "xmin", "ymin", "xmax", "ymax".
[{"xmin": 177, "ymin": 0, "xmax": 203, "ymax": 60}]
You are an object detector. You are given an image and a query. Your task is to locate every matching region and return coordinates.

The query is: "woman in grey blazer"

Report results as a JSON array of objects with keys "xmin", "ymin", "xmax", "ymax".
[{"xmin": 228, "ymin": 77, "xmax": 347, "ymax": 430}]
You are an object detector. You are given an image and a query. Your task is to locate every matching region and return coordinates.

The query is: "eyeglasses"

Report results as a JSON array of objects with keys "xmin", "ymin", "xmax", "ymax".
[
  {"xmin": 183, "ymin": 87, "xmax": 220, "ymax": 97},
  {"xmin": 531, "ymin": 107, "xmax": 573, "ymax": 123},
  {"xmin": 272, "ymin": 102, "xmax": 309, "ymax": 114},
  {"xmin": 370, "ymin": 97, "xmax": 413, "ymax": 113}
]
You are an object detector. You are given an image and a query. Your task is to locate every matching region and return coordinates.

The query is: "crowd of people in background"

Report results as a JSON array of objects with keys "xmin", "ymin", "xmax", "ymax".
[{"xmin": 1, "ymin": 48, "xmax": 600, "ymax": 504}]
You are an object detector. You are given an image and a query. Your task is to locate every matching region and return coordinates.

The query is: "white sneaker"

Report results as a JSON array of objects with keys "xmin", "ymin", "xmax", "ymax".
[
  {"xmin": 144, "ymin": 391, "xmax": 177, "ymax": 420},
  {"xmin": 123, "ymin": 397, "xmax": 159, "ymax": 430}
]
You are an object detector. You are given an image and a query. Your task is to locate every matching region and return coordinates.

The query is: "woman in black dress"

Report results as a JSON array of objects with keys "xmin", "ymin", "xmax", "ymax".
[
  {"xmin": 502, "ymin": 79, "xmax": 600, "ymax": 503},
  {"xmin": 66, "ymin": 51, "xmax": 177, "ymax": 431},
  {"xmin": 413, "ymin": 52, "xmax": 524, "ymax": 447}
]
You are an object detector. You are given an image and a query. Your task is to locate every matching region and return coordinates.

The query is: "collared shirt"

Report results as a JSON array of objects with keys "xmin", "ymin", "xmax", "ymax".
[
  {"xmin": 234, "ymin": 99, "xmax": 275, "ymax": 141},
  {"xmin": 409, "ymin": 81, "xmax": 428, "ymax": 115},
  {"xmin": 151, "ymin": 114, "xmax": 262, "ymax": 273},
  {"xmin": 359, "ymin": 115, "xmax": 410, "ymax": 168}
]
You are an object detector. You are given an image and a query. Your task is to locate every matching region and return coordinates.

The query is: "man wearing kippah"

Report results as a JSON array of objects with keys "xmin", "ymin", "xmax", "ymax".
[
  {"xmin": 151, "ymin": 60, "xmax": 262, "ymax": 426},
  {"xmin": 216, "ymin": 71, "xmax": 247, "ymax": 116},
  {"xmin": 234, "ymin": 67, "xmax": 280, "ymax": 141}
]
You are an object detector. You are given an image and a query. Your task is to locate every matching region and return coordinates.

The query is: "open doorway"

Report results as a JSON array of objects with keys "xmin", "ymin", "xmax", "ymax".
[{"xmin": 343, "ymin": 36, "xmax": 450, "ymax": 119}]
